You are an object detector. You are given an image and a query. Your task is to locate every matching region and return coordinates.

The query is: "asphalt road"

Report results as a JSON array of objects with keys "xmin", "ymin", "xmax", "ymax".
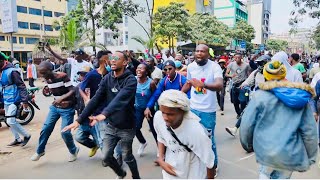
[{"xmin": 0, "ymin": 80, "xmax": 319, "ymax": 179}]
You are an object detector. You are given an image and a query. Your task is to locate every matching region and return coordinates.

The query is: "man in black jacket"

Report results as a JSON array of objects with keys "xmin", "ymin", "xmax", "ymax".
[{"xmin": 63, "ymin": 51, "xmax": 140, "ymax": 179}]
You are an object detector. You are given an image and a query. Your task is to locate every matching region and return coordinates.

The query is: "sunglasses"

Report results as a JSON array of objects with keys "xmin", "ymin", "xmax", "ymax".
[
  {"xmin": 163, "ymin": 67, "xmax": 173, "ymax": 72},
  {"xmin": 108, "ymin": 55, "xmax": 120, "ymax": 61}
]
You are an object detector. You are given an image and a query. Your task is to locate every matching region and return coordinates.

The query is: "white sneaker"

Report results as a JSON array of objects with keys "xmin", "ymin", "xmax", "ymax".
[
  {"xmin": 68, "ymin": 147, "xmax": 80, "ymax": 162},
  {"xmin": 221, "ymin": 111, "xmax": 224, "ymax": 115},
  {"xmin": 137, "ymin": 142, "xmax": 147, "ymax": 157},
  {"xmin": 225, "ymin": 127, "xmax": 238, "ymax": 137},
  {"xmin": 31, "ymin": 152, "xmax": 45, "ymax": 161}
]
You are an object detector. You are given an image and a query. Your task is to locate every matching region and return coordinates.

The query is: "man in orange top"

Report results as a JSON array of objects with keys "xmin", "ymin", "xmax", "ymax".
[{"xmin": 27, "ymin": 59, "xmax": 37, "ymax": 87}]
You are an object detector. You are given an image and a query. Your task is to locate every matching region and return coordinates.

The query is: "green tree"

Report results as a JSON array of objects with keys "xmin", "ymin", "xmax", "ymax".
[
  {"xmin": 290, "ymin": 0, "xmax": 320, "ymax": 25},
  {"xmin": 312, "ymin": 24, "xmax": 320, "ymax": 49},
  {"xmin": 153, "ymin": 2, "xmax": 190, "ymax": 52},
  {"xmin": 231, "ymin": 20, "xmax": 255, "ymax": 42},
  {"xmin": 266, "ymin": 39, "xmax": 289, "ymax": 52},
  {"xmin": 131, "ymin": 35, "xmax": 159, "ymax": 51},
  {"xmin": 188, "ymin": 13, "xmax": 231, "ymax": 47}
]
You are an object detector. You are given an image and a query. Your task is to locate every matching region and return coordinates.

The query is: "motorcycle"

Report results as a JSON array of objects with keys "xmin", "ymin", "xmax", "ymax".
[
  {"xmin": 0, "ymin": 87, "xmax": 40, "ymax": 127},
  {"xmin": 42, "ymin": 85, "xmax": 52, "ymax": 97}
]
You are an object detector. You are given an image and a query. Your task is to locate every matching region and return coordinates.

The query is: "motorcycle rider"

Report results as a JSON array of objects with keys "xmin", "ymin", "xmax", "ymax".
[
  {"xmin": 0, "ymin": 52, "xmax": 31, "ymax": 147},
  {"xmin": 225, "ymin": 55, "xmax": 271, "ymax": 137}
]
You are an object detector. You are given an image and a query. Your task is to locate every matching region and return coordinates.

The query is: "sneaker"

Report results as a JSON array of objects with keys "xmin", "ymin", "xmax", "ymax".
[
  {"xmin": 236, "ymin": 114, "xmax": 240, "ymax": 119},
  {"xmin": 214, "ymin": 167, "xmax": 219, "ymax": 178},
  {"xmin": 68, "ymin": 147, "xmax": 80, "ymax": 162},
  {"xmin": 89, "ymin": 146, "xmax": 99, "ymax": 157},
  {"xmin": 137, "ymin": 142, "xmax": 147, "ymax": 157},
  {"xmin": 7, "ymin": 139, "xmax": 22, "ymax": 147},
  {"xmin": 221, "ymin": 111, "xmax": 224, "ymax": 115},
  {"xmin": 102, "ymin": 160, "xmax": 107, "ymax": 167},
  {"xmin": 116, "ymin": 169, "xmax": 127, "ymax": 179},
  {"xmin": 225, "ymin": 127, "xmax": 238, "ymax": 137},
  {"xmin": 31, "ymin": 152, "xmax": 45, "ymax": 161},
  {"xmin": 21, "ymin": 135, "xmax": 31, "ymax": 147}
]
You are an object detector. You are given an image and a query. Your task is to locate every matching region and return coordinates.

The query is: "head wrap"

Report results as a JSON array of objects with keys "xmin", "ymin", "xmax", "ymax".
[
  {"xmin": 263, "ymin": 61, "xmax": 287, "ymax": 81},
  {"xmin": 158, "ymin": 90, "xmax": 189, "ymax": 111}
]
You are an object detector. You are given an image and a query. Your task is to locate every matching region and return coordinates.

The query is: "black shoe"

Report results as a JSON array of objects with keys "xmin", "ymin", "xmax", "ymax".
[
  {"xmin": 116, "ymin": 155, "xmax": 123, "ymax": 167},
  {"xmin": 21, "ymin": 135, "xmax": 31, "ymax": 147},
  {"xmin": 236, "ymin": 114, "xmax": 240, "ymax": 119},
  {"xmin": 116, "ymin": 170, "xmax": 127, "ymax": 179},
  {"xmin": 7, "ymin": 139, "xmax": 22, "ymax": 147},
  {"xmin": 102, "ymin": 160, "xmax": 108, "ymax": 167}
]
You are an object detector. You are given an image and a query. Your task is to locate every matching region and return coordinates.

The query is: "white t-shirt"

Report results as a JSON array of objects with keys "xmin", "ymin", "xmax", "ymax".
[
  {"xmin": 67, "ymin": 58, "xmax": 93, "ymax": 86},
  {"xmin": 151, "ymin": 66, "xmax": 163, "ymax": 80},
  {"xmin": 187, "ymin": 60, "xmax": 223, "ymax": 112},
  {"xmin": 154, "ymin": 111, "xmax": 215, "ymax": 179},
  {"xmin": 162, "ymin": 54, "xmax": 174, "ymax": 61}
]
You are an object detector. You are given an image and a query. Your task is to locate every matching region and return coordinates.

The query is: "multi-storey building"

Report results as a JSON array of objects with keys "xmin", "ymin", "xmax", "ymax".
[
  {"xmin": 0, "ymin": 0, "xmax": 67, "ymax": 63},
  {"xmin": 247, "ymin": 0, "xmax": 271, "ymax": 46}
]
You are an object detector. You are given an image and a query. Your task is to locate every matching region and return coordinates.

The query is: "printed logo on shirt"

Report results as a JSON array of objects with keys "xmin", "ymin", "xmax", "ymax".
[{"xmin": 194, "ymin": 78, "xmax": 207, "ymax": 95}]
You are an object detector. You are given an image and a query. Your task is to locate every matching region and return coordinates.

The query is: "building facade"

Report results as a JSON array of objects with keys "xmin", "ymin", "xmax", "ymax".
[
  {"xmin": 0, "ymin": 0, "xmax": 67, "ymax": 63},
  {"xmin": 247, "ymin": 0, "xmax": 271, "ymax": 45},
  {"xmin": 214, "ymin": 0, "xmax": 248, "ymax": 28}
]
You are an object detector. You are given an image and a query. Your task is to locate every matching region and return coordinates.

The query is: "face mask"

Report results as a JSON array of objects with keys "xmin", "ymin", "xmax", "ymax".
[
  {"xmin": 196, "ymin": 59, "xmax": 208, "ymax": 66},
  {"xmin": 15, "ymin": 64, "xmax": 20, "ymax": 68},
  {"xmin": 105, "ymin": 65, "xmax": 111, "ymax": 72}
]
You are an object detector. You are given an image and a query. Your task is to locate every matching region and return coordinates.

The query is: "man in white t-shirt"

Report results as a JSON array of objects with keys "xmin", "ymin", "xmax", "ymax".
[
  {"xmin": 154, "ymin": 90, "xmax": 215, "ymax": 179},
  {"xmin": 146, "ymin": 57, "xmax": 162, "ymax": 85},
  {"xmin": 162, "ymin": 50, "xmax": 175, "ymax": 61},
  {"xmin": 182, "ymin": 44, "xmax": 223, "ymax": 176},
  {"xmin": 46, "ymin": 45, "xmax": 93, "ymax": 86}
]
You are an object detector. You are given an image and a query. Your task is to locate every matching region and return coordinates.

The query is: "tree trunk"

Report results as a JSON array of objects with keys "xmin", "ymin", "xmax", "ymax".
[{"xmin": 89, "ymin": 0, "xmax": 96, "ymax": 55}]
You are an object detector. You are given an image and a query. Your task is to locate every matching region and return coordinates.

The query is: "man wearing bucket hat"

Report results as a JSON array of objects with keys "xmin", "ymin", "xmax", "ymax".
[{"xmin": 240, "ymin": 60, "xmax": 318, "ymax": 179}]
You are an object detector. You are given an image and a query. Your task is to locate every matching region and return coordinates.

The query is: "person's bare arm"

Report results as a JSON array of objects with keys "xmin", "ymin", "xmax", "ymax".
[
  {"xmin": 45, "ymin": 44, "xmax": 68, "ymax": 64},
  {"xmin": 181, "ymin": 81, "xmax": 191, "ymax": 93},
  {"xmin": 225, "ymin": 68, "xmax": 235, "ymax": 78}
]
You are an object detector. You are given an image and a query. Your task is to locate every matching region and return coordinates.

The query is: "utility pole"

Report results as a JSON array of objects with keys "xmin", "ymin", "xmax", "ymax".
[{"xmin": 10, "ymin": 32, "xmax": 14, "ymax": 58}]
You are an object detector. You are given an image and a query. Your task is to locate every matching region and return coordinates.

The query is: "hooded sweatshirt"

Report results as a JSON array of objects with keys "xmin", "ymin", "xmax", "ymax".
[
  {"xmin": 77, "ymin": 69, "xmax": 137, "ymax": 129},
  {"xmin": 240, "ymin": 81, "xmax": 318, "ymax": 172},
  {"xmin": 272, "ymin": 51, "xmax": 303, "ymax": 83}
]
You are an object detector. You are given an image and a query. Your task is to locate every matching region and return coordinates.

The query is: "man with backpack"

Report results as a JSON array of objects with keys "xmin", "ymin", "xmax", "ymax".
[{"xmin": 144, "ymin": 60, "xmax": 190, "ymax": 119}]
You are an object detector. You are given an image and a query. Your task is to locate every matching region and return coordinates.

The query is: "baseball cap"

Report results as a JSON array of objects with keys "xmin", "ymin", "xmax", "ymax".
[
  {"xmin": 74, "ymin": 48, "xmax": 85, "ymax": 55},
  {"xmin": 0, "ymin": 52, "xmax": 9, "ymax": 61},
  {"xmin": 164, "ymin": 60, "xmax": 176, "ymax": 69},
  {"xmin": 77, "ymin": 66, "xmax": 91, "ymax": 75}
]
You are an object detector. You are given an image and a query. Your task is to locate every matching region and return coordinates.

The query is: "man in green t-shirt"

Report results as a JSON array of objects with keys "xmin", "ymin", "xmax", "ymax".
[{"xmin": 289, "ymin": 53, "xmax": 307, "ymax": 80}]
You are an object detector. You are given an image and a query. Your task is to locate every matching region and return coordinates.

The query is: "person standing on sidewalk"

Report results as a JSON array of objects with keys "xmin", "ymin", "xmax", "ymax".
[
  {"xmin": 217, "ymin": 59, "xmax": 227, "ymax": 115},
  {"xmin": 0, "ymin": 53, "xmax": 31, "ymax": 147},
  {"xmin": 181, "ymin": 44, "xmax": 223, "ymax": 177},
  {"xmin": 31, "ymin": 61, "xmax": 79, "ymax": 162},
  {"xmin": 154, "ymin": 90, "xmax": 216, "ymax": 179},
  {"xmin": 26, "ymin": 59, "xmax": 37, "ymax": 87},
  {"xmin": 240, "ymin": 60, "xmax": 318, "ymax": 178},
  {"xmin": 63, "ymin": 51, "xmax": 140, "ymax": 179}
]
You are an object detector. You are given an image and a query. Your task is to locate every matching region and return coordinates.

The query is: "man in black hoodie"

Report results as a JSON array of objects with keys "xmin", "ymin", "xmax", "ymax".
[{"xmin": 63, "ymin": 51, "xmax": 140, "ymax": 179}]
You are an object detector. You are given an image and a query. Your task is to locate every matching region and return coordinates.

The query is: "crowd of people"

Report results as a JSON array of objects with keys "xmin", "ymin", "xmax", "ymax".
[{"xmin": 0, "ymin": 43, "xmax": 319, "ymax": 179}]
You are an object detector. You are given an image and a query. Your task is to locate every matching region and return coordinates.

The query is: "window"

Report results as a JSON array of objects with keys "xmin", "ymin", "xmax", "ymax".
[
  {"xmin": 125, "ymin": 31, "xmax": 128, "ymax": 45},
  {"xmin": 43, "ymin": 10, "xmax": 52, "ymax": 17},
  {"xmin": 29, "ymin": 8, "xmax": 42, "ymax": 16},
  {"xmin": 17, "ymin": 6, "xmax": 28, "ymax": 13},
  {"xmin": 45, "ymin": 25, "xmax": 53, "ymax": 31},
  {"xmin": 25, "ymin": 38, "xmax": 39, "ymax": 44},
  {"xmin": 124, "ymin": 16, "xmax": 128, "ymax": 27},
  {"xmin": 9, "ymin": 36, "xmax": 17, "ymax": 44},
  {"xmin": 19, "ymin": 37, "xmax": 24, "ymax": 44},
  {"xmin": 30, "ymin": 23, "xmax": 41, "ymax": 30},
  {"xmin": 18, "ymin": 21, "xmax": 29, "ymax": 29},
  {"xmin": 54, "ymin": 12, "xmax": 65, "ymax": 17},
  {"xmin": 55, "ymin": 26, "xmax": 61, "ymax": 31},
  {"xmin": 0, "ymin": 36, "xmax": 5, "ymax": 41}
]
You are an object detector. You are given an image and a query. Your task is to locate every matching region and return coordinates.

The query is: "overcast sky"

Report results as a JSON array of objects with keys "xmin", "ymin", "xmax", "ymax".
[{"xmin": 270, "ymin": 0, "xmax": 318, "ymax": 34}]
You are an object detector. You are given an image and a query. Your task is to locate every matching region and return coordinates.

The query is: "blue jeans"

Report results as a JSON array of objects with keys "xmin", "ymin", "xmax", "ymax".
[
  {"xmin": 191, "ymin": 109, "xmax": 218, "ymax": 167},
  {"xmin": 37, "ymin": 105, "xmax": 77, "ymax": 154},
  {"xmin": 101, "ymin": 123, "xmax": 140, "ymax": 178},
  {"xmin": 5, "ymin": 104, "xmax": 30, "ymax": 140},
  {"xmin": 259, "ymin": 165, "xmax": 293, "ymax": 179},
  {"xmin": 75, "ymin": 120, "xmax": 100, "ymax": 149}
]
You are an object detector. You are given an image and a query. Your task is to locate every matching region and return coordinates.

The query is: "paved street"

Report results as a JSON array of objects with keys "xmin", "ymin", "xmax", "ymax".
[{"xmin": 0, "ymin": 80, "xmax": 319, "ymax": 179}]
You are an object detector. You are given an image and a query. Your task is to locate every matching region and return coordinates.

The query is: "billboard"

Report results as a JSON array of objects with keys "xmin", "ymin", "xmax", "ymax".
[{"xmin": 0, "ymin": 0, "xmax": 18, "ymax": 33}]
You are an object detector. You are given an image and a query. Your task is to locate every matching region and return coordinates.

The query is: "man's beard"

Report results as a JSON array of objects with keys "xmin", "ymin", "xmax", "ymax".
[{"xmin": 196, "ymin": 59, "xmax": 208, "ymax": 66}]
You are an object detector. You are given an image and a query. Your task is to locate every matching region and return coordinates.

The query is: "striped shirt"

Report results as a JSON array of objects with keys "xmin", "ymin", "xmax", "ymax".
[{"xmin": 46, "ymin": 72, "xmax": 75, "ymax": 103}]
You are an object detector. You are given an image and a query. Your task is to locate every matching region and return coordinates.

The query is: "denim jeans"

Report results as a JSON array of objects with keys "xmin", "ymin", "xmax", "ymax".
[
  {"xmin": 37, "ymin": 105, "xmax": 77, "ymax": 154},
  {"xmin": 231, "ymin": 85, "xmax": 247, "ymax": 116},
  {"xmin": 101, "ymin": 123, "xmax": 140, "ymax": 178},
  {"xmin": 75, "ymin": 120, "xmax": 99, "ymax": 149},
  {"xmin": 259, "ymin": 165, "xmax": 293, "ymax": 179},
  {"xmin": 191, "ymin": 109, "xmax": 218, "ymax": 167},
  {"xmin": 5, "ymin": 104, "xmax": 30, "ymax": 140}
]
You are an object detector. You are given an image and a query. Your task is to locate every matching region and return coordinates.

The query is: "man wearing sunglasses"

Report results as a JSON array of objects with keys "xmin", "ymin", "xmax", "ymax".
[
  {"xmin": 144, "ymin": 60, "xmax": 190, "ymax": 120},
  {"xmin": 63, "ymin": 51, "xmax": 140, "ymax": 179},
  {"xmin": 181, "ymin": 44, "xmax": 223, "ymax": 177}
]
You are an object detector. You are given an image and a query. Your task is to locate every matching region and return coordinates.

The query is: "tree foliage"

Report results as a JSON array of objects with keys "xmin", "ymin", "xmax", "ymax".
[
  {"xmin": 266, "ymin": 39, "xmax": 289, "ymax": 52},
  {"xmin": 290, "ymin": 0, "xmax": 320, "ymax": 26},
  {"xmin": 312, "ymin": 24, "xmax": 320, "ymax": 49},
  {"xmin": 188, "ymin": 13, "xmax": 231, "ymax": 47},
  {"xmin": 153, "ymin": 2, "xmax": 190, "ymax": 52},
  {"xmin": 231, "ymin": 20, "xmax": 255, "ymax": 42}
]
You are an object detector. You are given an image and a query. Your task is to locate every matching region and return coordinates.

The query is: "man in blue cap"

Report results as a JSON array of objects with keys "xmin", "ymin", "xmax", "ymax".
[{"xmin": 27, "ymin": 58, "xmax": 37, "ymax": 87}]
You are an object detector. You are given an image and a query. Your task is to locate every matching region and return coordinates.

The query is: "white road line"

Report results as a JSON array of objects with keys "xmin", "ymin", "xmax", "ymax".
[{"xmin": 238, "ymin": 153, "xmax": 255, "ymax": 162}]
